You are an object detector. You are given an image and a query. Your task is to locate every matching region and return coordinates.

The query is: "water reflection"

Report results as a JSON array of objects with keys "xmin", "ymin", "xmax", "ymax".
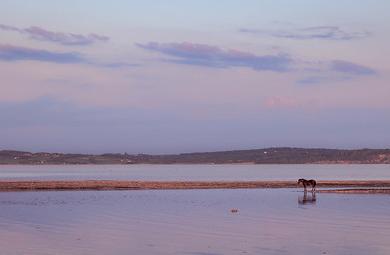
[
  {"xmin": 1, "ymin": 189, "xmax": 390, "ymax": 255},
  {"xmin": 298, "ymin": 191, "xmax": 317, "ymax": 205}
]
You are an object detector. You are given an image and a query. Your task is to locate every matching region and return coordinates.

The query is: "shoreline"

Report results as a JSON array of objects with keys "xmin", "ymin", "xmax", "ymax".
[
  {"xmin": 318, "ymin": 188, "xmax": 390, "ymax": 194},
  {"xmin": 1, "ymin": 163, "xmax": 390, "ymax": 166},
  {"xmin": 1, "ymin": 180, "xmax": 390, "ymax": 192},
  {"xmin": 2, "ymin": 147, "xmax": 390, "ymax": 165}
]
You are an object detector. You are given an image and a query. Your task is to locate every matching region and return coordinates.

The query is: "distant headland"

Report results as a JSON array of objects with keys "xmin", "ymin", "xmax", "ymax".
[{"xmin": 1, "ymin": 147, "xmax": 389, "ymax": 165}]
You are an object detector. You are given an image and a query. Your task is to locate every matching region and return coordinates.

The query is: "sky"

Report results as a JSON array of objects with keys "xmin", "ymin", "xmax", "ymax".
[{"xmin": 0, "ymin": 0, "xmax": 389, "ymax": 154}]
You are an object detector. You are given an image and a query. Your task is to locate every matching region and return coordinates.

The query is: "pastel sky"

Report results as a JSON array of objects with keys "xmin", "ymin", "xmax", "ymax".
[{"xmin": 1, "ymin": 0, "xmax": 389, "ymax": 153}]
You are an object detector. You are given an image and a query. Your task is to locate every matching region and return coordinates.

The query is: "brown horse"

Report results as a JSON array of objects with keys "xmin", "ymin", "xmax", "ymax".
[{"xmin": 298, "ymin": 178, "xmax": 316, "ymax": 192}]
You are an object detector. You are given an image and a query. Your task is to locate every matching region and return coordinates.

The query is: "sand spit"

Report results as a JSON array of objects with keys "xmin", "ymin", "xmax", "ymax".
[
  {"xmin": 1, "ymin": 180, "xmax": 390, "ymax": 192},
  {"xmin": 318, "ymin": 188, "xmax": 390, "ymax": 194}
]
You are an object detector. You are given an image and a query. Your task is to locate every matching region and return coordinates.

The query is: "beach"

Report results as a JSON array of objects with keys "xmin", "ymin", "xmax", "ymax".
[{"xmin": 1, "ymin": 179, "xmax": 390, "ymax": 192}]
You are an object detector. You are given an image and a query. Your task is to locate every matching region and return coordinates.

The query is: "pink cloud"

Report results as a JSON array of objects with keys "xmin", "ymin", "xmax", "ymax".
[
  {"xmin": 136, "ymin": 41, "xmax": 292, "ymax": 72},
  {"xmin": 264, "ymin": 96, "xmax": 301, "ymax": 109}
]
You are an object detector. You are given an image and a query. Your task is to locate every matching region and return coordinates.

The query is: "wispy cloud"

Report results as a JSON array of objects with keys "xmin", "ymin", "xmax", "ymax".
[
  {"xmin": 136, "ymin": 42, "xmax": 292, "ymax": 72},
  {"xmin": 0, "ymin": 44, "xmax": 84, "ymax": 63},
  {"xmin": 0, "ymin": 44, "xmax": 137, "ymax": 68},
  {"xmin": 330, "ymin": 60, "xmax": 376, "ymax": 75},
  {"xmin": 297, "ymin": 60, "xmax": 376, "ymax": 85},
  {"xmin": 240, "ymin": 26, "xmax": 370, "ymax": 40},
  {"xmin": 0, "ymin": 24, "xmax": 109, "ymax": 46},
  {"xmin": 297, "ymin": 75, "xmax": 350, "ymax": 85}
]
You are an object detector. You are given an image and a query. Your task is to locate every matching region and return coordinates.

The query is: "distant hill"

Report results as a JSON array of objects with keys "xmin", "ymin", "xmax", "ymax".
[{"xmin": 1, "ymin": 147, "xmax": 390, "ymax": 164}]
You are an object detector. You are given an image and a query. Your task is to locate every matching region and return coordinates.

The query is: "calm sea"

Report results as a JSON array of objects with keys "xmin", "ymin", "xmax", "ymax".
[
  {"xmin": 0, "ymin": 164, "xmax": 389, "ymax": 181},
  {"xmin": 0, "ymin": 189, "xmax": 389, "ymax": 255},
  {"xmin": 1, "ymin": 165, "xmax": 390, "ymax": 254}
]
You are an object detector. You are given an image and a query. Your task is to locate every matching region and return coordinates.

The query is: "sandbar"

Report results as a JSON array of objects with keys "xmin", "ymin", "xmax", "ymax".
[{"xmin": 1, "ymin": 180, "xmax": 390, "ymax": 192}]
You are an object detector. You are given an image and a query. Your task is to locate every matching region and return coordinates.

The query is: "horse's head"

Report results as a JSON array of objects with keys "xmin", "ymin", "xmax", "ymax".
[{"xmin": 297, "ymin": 178, "xmax": 304, "ymax": 184}]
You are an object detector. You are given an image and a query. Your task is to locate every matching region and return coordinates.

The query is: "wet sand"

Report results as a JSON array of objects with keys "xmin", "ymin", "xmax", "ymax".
[{"xmin": 1, "ymin": 180, "xmax": 390, "ymax": 191}]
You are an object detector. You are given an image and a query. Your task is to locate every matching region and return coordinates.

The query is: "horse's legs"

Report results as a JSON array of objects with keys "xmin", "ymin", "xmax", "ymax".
[{"xmin": 311, "ymin": 191, "xmax": 316, "ymax": 201}]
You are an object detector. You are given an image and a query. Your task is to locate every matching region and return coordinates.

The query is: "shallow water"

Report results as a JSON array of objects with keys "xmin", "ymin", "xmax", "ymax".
[
  {"xmin": 0, "ymin": 189, "xmax": 389, "ymax": 255},
  {"xmin": 1, "ymin": 164, "xmax": 390, "ymax": 181}
]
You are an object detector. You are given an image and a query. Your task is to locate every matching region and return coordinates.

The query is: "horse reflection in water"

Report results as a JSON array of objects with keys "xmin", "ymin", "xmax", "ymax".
[
  {"xmin": 298, "ymin": 190, "xmax": 317, "ymax": 205},
  {"xmin": 297, "ymin": 178, "xmax": 317, "ymax": 205}
]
